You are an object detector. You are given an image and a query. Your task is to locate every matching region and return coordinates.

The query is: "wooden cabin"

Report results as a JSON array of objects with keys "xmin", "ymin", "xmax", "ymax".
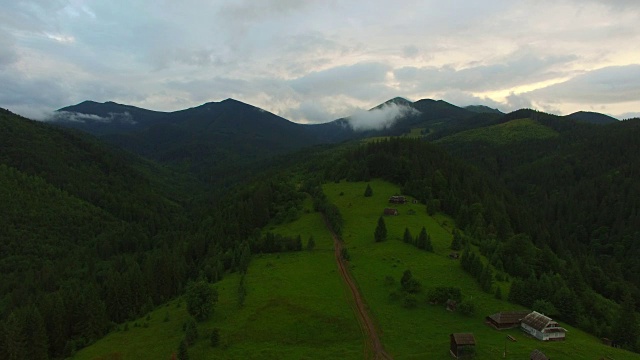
[
  {"xmin": 530, "ymin": 349, "xmax": 549, "ymax": 360},
  {"xmin": 389, "ymin": 195, "xmax": 406, "ymax": 204},
  {"xmin": 450, "ymin": 333, "xmax": 476, "ymax": 358},
  {"xmin": 383, "ymin": 208, "xmax": 399, "ymax": 216},
  {"xmin": 485, "ymin": 311, "xmax": 531, "ymax": 330},
  {"xmin": 521, "ymin": 311, "xmax": 566, "ymax": 341}
]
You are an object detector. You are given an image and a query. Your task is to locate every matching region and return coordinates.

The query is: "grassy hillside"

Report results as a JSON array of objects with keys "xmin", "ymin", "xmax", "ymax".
[
  {"xmin": 436, "ymin": 118, "xmax": 559, "ymax": 146},
  {"xmin": 323, "ymin": 179, "xmax": 637, "ymax": 359},
  {"xmin": 75, "ymin": 178, "xmax": 638, "ymax": 359},
  {"xmin": 74, "ymin": 196, "xmax": 362, "ymax": 360}
]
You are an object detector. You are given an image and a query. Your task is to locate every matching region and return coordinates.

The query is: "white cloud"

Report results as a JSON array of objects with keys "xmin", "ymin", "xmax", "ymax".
[
  {"xmin": 348, "ymin": 103, "xmax": 420, "ymax": 131},
  {"xmin": 47, "ymin": 111, "xmax": 136, "ymax": 124}
]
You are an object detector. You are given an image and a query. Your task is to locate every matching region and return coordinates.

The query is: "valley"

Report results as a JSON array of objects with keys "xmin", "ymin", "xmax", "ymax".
[{"xmin": 1, "ymin": 101, "xmax": 639, "ymax": 359}]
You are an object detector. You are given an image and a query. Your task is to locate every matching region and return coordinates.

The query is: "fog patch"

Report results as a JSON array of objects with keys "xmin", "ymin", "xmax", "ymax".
[
  {"xmin": 348, "ymin": 103, "xmax": 419, "ymax": 131},
  {"xmin": 48, "ymin": 111, "xmax": 137, "ymax": 124}
]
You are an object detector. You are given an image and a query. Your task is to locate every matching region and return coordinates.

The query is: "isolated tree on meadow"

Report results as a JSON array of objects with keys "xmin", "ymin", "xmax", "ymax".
[
  {"xmin": 185, "ymin": 280, "xmax": 218, "ymax": 321},
  {"xmin": 177, "ymin": 339, "xmax": 189, "ymax": 360},
  {"xmin": 374, "ymin": 216, "xmax": 387, "ymax": 242},
  {"xmin": 451, "ymin": 229, "xmax": 462, "ymax": 250},
  {"xmin": 417, "ymin": 227, "xmax": 433, "ymax": 251},
  {"xmin": 210, "ymin": 328, "xmax": 220, "ymax": 347},
  {"xmin": 306, "ymin": 235, "xmax": 316, "ymax": 251},
  {"xmin": 400, "ymin": 269, "xmax": 421, "ymax": 293},
  {"xmin": 184, "ymin": 317, "xmax": 198, "ymax": 345},
  {"xmin": 364, "ymin": 183, "xmax": 373, "ymax": 197},
  {"xmin": 403, "ymin": 227, "xmax": 413, "ymax": 244}
]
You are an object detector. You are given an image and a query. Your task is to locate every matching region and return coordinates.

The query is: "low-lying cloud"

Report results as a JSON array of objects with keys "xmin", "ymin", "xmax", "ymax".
[
  {"xmin": 47, "ymin": 111, "xmax": 136, "ymax": 124},
  {"xmin": 348, "ymin": 103, "xmax": 419, "ymax": 131}
]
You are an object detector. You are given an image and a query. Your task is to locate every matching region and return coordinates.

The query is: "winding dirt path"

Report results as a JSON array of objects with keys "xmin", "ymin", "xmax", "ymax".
[{"xmin": 325, "ymin": 218, "xmax": 393, "ymax": 360}]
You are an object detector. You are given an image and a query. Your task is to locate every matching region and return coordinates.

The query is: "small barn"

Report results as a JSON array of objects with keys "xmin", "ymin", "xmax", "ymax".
[
  {"xmin": 485, "ymin": 311, "xmax": 531, "ymax": 330},
  {"xmin": 530, "ymin": 349, "xmax": 549, "ymax": 360},
  {"xmin": 383, "ymin": 208, "xmax": 399, "ymax": 216},
  {"xmin": 521, "ymin": 311, "xmax": 566, "ymax": 341},
  {"xmin": 389, "ymin": 195, "xmax": 406, "ymax": 204},
  {"xmin": 450, "ymin": 333, "xmax": 476, "ymax": 358}
]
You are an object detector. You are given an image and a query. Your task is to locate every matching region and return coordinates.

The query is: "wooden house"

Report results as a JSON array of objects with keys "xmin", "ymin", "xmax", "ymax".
[
  {"xmin": 383, "ymin": 208, "xmax": 399, "ymax": 216},
  {"xmin": 485, "ymin": 311, "xmax": 531, "ymax": 330},
  {"xmin": 530, "ymin": 349, "xmax": 549, "ymax": 360},
  {"xmin": 521, "ymin": 311, "xmax": 566, "ymax": 341},
  {"xmin": 389, "ymin": 195, "xmax": 406, "ymax": 204},
  {"xmin": 450, "ymin": 333, "xmax": 476, "ymax": 358}
]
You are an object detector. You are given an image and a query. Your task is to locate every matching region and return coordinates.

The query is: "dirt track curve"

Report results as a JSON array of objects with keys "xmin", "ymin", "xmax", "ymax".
[{"xmin": 325, "ymin": 218, "xmax": 393, "ymax": 360}]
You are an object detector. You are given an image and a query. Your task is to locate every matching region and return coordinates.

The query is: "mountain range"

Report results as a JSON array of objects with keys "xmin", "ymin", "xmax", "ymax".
[{"xmin": 50, "ymin": 97, "xmax": 618, "ymax": 177}]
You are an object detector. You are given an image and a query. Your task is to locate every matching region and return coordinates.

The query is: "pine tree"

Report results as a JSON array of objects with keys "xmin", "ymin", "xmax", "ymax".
[
  {"xmin": 184, "ymin": 318, "xmax": 198, "ymax": 345},
  {"xmin": 374, "ymin": 216, "xmax": 387, "ymax": 242},
  {"xmin": 403, "ymin": 227, "xmax": 413, "ymax": 244},
  {"xmin": 451, "ymin": 229, "xmax": 462, "ymax": 250},
  {"xmin": 417, "ymin": 227, "xmax": 428, "ymax": 249},
  {"xmin": 3, "ymin": 312, "xmax": 26, "ymax": 360},
  {"xmin": 364, "ymin": 183, "xmax": 373, "ymax": 197},
  {"xmin": 22, "ymin": 306, "xmax": 49, "ymax": 360},
  {"xmin": 612, "ymin": 293, "xmax": 639, "ymax": 351},
  {"xmin": 210, "ymin": 328, "xmax": 220, "ymax": 347},
  {"xmin": 306, "ymin": 235, "xmax": 316, "ymax": 251},
  {"xmin": 177, "ymin": 339, "xmax": 189, "ymax": 360}
]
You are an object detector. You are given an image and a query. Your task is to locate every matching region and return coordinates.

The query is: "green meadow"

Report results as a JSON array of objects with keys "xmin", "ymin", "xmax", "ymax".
[
  {"xmin": 75, "ymin": 180, "xmax": 638, "ymax": 360},
  {"xmin": 74, "ymin": 196, "xmax": 362, "ymax": 360},
  {"xmin": 436, "ymin": 118, "xmax": 559, "ymax": 146},
  {"xmin": 323, "ymin": 179, "xmax": 637, "ymax": 359}
]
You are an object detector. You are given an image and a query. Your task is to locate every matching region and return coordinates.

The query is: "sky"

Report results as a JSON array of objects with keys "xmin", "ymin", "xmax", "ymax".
[{"xmin": 1, "ymin": 0, "xmax": 639, "ymax": 123}]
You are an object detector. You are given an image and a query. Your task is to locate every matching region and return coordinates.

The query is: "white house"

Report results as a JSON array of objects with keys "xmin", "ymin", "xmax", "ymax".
[{"xmin": 521, "ymin": 311, "xmax": 566, "ymax": 341}]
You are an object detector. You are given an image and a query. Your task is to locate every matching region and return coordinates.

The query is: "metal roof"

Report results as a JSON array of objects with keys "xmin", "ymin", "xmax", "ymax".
[{"xmin": 522, "ymin": 311, "xmax": 552, "ymax": 331}]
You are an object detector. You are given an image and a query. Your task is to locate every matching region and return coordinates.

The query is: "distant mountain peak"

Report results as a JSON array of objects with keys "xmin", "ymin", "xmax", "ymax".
[
  {"xmin": 566, "ymin": 111, "xmax": 618, "ymax": 125},
  {"xmin": 464, "ymin": 105, "xmax": 503, "ymax": 115}
]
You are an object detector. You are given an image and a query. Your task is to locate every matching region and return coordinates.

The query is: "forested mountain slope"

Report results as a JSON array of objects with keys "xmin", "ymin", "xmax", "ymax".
[
  {"xmin": 436, "ymin": 111, "xmax": 640, "ymax": 344},
  {"xmin": 0, "ymin": 109, "xmax": 311, "ymax": 359}
]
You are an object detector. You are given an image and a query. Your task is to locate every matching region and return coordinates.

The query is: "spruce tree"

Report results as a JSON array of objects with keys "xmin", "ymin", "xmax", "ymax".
[
  {"xmin": 364, "ymin": 183, "xmax": 373, "ymax": 197},
  {"xmin": 184, "ymin": 318, "xmax": 198, "ymax": 345},
  {"xmin": 210, "ymin": 328, "xmax": 220, "ymax": 347},
  {"xmin": 306, "ymin": 235, "xmax": 316, "ymax": 251},
  {"xmin": 612, "ymin": 293, "xmax": 639, "ymax": 351},
  {"xmin": 451, "ymin": 229, "xmax": 462, "ymax": 250},
  {"xmin": 177, "ymin": 339, "xmax": 189, "ymax": 360},
  {"xmin": 374, "ymin": 216, "xmax": 387, "ymax": 242},
  {"xmin": 403, "ymin": 227, "xmax": 413, "ymax": 244}
]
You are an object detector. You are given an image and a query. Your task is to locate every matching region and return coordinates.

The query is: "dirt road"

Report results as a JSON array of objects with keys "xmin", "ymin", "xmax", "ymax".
[{"xmin": 325, "ymin": 219, "xmax": 393, "ymax": 360}]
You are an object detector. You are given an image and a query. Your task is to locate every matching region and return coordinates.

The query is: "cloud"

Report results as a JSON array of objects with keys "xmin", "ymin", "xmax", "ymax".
[
  {"xmin": 47, "ymin": 111, "xmax": 136, "ymax": 124},
  {"xmin": 289, "ymin": 62, "xmax": 392, "ymax": 98},
  {"xmin": 526, "ymin": 65, "xmax": 640, "ymax": 104},
  {"xmin": 394, "ymin": 50, "xmax": 577, "ymax": 93},
  {"xmin": 348, "ymin": 103, "xmax": 420, "ymax": 131},
  {"xmin": 0, "ymin": 29, "xmax": 18, "ymax": 68}
]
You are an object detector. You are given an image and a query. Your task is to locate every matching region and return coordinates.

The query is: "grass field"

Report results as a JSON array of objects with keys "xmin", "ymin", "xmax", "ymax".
[
  {"xmin": 75, "ymin": 180, "xmax": 639, "ymax": 360},
  {"xmin": 436, "ymin": 118, "xmax": 559, "ymax": 146}
]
